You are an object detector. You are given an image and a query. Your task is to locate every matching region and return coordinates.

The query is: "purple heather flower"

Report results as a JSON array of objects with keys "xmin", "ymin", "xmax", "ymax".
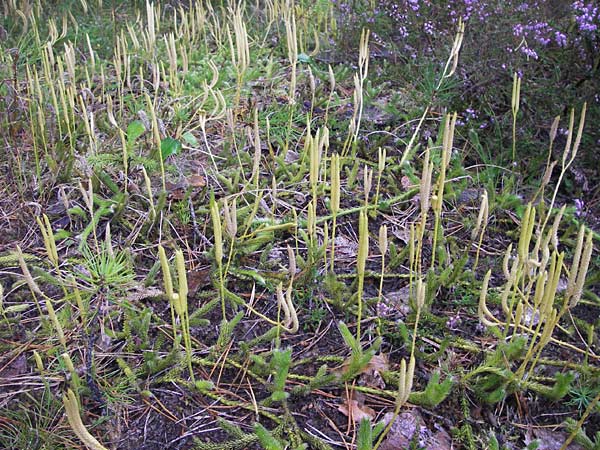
[
  {"xmin": 573, "ymin": 1, "xmax": 599, "ymax": 33},
  {"xmin": 574, "ymin": 198, "xmax": 585, "ymax": 216},
  {"xmin": 377, "ymin": 302, "xmax": 391, "ymax": 317},
  {"xmin": 446, "ymin": 313, "xmax": 462, "ymax": 330},
  {"xmin": 424, "ymin": 21, "xmax": 435, "ymax": 35},
  {"xmin": 513, "ymin": 23, "xmax": 524, "ymax": 36},
  {"xmin": 398, "ymin": 25, "xmax": 409, "ymax": 39},
  {"xmin": 464, "ymin": 107, "xmax": 478, "ymax": 122},
  {"xmin": 521, "ymin": 46, "xmax": 539, "ymax": 59},
  {"xmin": 555, "ymin": 31, "xmax": 568, "ymax": 47}
]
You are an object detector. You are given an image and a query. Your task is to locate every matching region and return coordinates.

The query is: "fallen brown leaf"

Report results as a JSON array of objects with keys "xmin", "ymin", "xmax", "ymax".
[
  {"xmin": 367, "ymin": 354, "xmax": 389, "ymax": 373},
  {"xmin": 187, "ymin": 174, "xmax": 206, "ymax": 187},
  {"xmin": 336, "ymin": 353, "xmax": 389, "ymax": 385},
  {"xmin": 338, "ymin": 399, "xmax": 375, "ymax": 423}
]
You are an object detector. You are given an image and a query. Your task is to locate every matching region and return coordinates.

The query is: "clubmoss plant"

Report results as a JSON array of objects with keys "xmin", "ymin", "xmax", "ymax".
[
  {"xmin": 363, "ymin": 165, "xmax": 373, "ymax": 206},
  {"xmin": 62, "ymin": 352, "xmax": 82, "ymax": 395},
  {"xmin": 324, "ymin": 64, "xmax": 336, "ymax": 123},
  {"xmin": 373, "ymin": 147, "xmax": 386, "ymax": 208},
  {"xmin": 254, "ymin": 423, "xmax": 286, "ymax": 450},
  {"xmin": 63, "ymin": 389, "xmax": 108, "ymax": 450},
  {"xmin": 210, "ymin": 192, "xmax": 226, "ymax": 320},
  {"xmin": 399, "ymin": 18, "xmax": 464, "ymax": 167},
  {"xmin": 194, "ymin": 418, "xmax": 259, "ymax": 449},
  {"xmin": 309, "ymin": 126, "xmax": 328, "ymax": 207},
  {"xmin": 227, "ymin": 2, "xmax": 250, "ymax": 109},
  {"xmin": 431, "ymin": 112, "xmax": 456, "ymax": 269},
  {"xmin": 329, "ymin": 152, "xmax": 341, "ymax": 273},
  {"xmin": 355, "ymin": 209, "xmax": 369, "ymax": 342},
  {"xmin": 476, "ymin": 206, "xmax": 592, "ymax": 401},
  {"xmin": 158, "ymin": 245, "xmax": 195, "ymax": 383},
  {"xmin": 377, "ymin": 224, "xmax": 387, "ymax": 314},
  {"xmin": 269, "ymin": 347, "xmax": 292, "ymax": 403},
  {"xmin": 36, "ymin": 214, "xmax": 59, "ymax": 274},
  {"xmin": 566, "ymin": 224, "xmax": 594, "ymax": 308},
  {"xmin": 342, "ymin": 28, "xmax": 369, "ymax": 156},
  {"xmin": 222, "ymin": 195, "xmax": 239, "ymax": 275},
  {"xmin": 472, "ymin": 100, "xmax": 594, "ymax": 405},
  {"xmin": 409, "ymin": 372, "xmax": 453, "ymax": 408},
  {"xmin": 215, "ymin": 311, "xmax": 244, "ymax": 354},
  {"xmin": 285, "ymin": 7, "xmax": 298, "ymax": 104},
  {"xmin": 337, "ymin": 321, "xmax": 382, "ymax": 381},
  {"xmin": 471, "ymin": 190, "xmax": 489, "ymax": 270},
  {"xmin": 511, "ymin": 71, "xmax": 522, "ymax": 162},
  {"xmin": 17, "ymin": 246, "xmax": 48, "ymax": 322},
  {"xmin": 542, "ymin": 104, "xmax": 587, "ymax": 231},
  {"xmin": 410, "ymin": 277, "xmax": 426, "ymax": 357},
  {"xmin": 373, "ymin": 355, "xmax": 415, "ymax": 450},
  {"xmin": 563, "ymin": 415, "xmax": 600, "ymax": 450}
]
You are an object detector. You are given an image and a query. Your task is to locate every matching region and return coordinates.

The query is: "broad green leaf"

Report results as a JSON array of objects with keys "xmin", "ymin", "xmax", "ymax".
[
  {"xmin": 160, "ymin": 137, "xmax": 182, "ymax": 161},
  {"xmin": 127, "ymin": 120, "xmax": 146, "ymax": 144},
  {"xmin": 182, "ymin": 131, "xmax": 198, "ymax": 146},
  {"xmin": 298, "ymin": 53, "xmax": 312, "ymax": 64}
]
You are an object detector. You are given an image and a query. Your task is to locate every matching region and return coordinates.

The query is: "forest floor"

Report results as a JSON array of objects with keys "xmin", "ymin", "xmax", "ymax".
[{"xmin": 1, "ymin": 1, "xmax": 600, "ymax": 449}]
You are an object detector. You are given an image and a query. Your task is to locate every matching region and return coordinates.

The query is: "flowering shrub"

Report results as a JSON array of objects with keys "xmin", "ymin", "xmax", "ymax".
[
  {"xmin": 335, "ymin": 1, "xmax": 598, "ymax": 74},
  {"xmin": 571, "ymin": 1, "xmax": 600, "ymax": 65},
  {"xmin": 331, "ymin": 0, "xmax": 599, "ymax": 165},
  {"xmin": 573, "ymin": 1, "xmax": 599, "ymax": 34}
]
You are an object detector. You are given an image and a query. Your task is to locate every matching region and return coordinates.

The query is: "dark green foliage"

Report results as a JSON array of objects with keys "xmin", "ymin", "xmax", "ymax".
[
  {"xmin": 193, "ymin": 419, "xmax": 259, "ymax": 450},
  {"xmin": 254, "ymin": 423, "xmax": 285, "ymax": 450},
  {"xmin": 123, "ymin": 306, "xmax": 152, "ymax": 351},
  {"xmin": 469, "ymin": 337, "xmax": 528, "ymax": 403},
  {"xmin": 356, "ymin": 418, "xmax": 386, "ymax": 450},
  {"xmin": 79, "ymin": 244, "xmax": 134, "ymax": 290},
  {"xmin": 189, "ymin": 298, "xmax": 220, "ymax": 324},
  {"xmin": 472, "ymin": 367, "xmax": 512, "ymax": 404},
  {"xmin": 387, "ymin": 241, "xmax": 409, "ymax": 270},
  {"xmin": 564, "ymin": 418, "xmax": 600, "ymax": 450},
  {"xmin": 142, "ymin": 335, "xmax": 182, "ymax": 376},
  {"xmin": 117, "ymin": 358, "xmax": 140, "ymax": 392},
  {"xmin": 337, "ymin": 321, "xmax": 382, "ymax": 381},
  {"xmin": 290, "ymin": 364, "xmax": 337, "ymax": 397},
  {"xmin": 567, "ymin": 382, "xmax": 600, "ymax": 413},
  {"xmin": 409, "ymin": 372, "xmax": 453, "ymax": 408},
  {"xmin": 215, "ymin": 311, "xmax": 245, "ymax": 354},
  {"xmin": 323, "ymin": 273, "xmax": 351, "ymax": 308},
  {"xmin": 270, "ymin": 348, "xmax": 292, "ymax": 402},
  {"xmin": 532, "ymin": 372, "xmax": 574, "ymax": 401},
  {"xmin": 241, "ymin": 327, "xmax": 281, "ymax": 353}
]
